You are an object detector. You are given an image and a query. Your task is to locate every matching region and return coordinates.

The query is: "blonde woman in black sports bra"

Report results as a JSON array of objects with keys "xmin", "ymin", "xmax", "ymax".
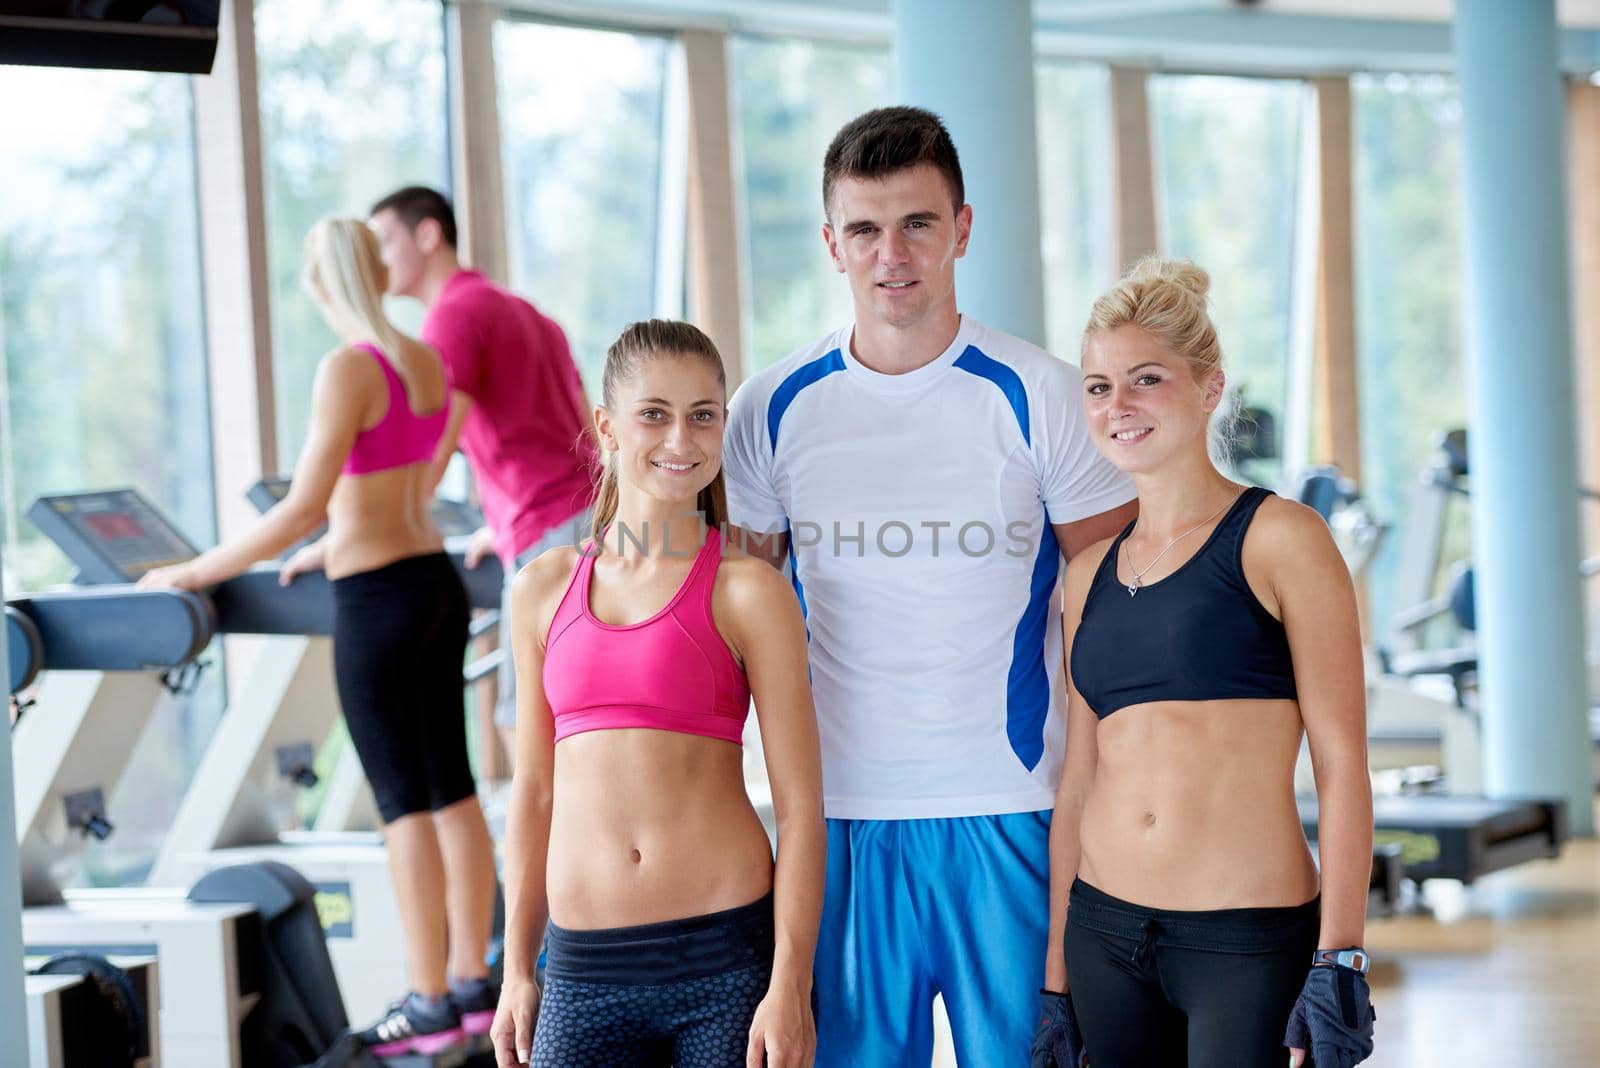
[{"xmin": 1033, "ymin": 257, "xmax": 1375, "ymax": 1068}]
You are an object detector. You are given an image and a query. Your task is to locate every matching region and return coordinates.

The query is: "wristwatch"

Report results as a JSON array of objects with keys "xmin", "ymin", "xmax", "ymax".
[{"xmin": 1312, "ymin": 947, "xmax": 1370, "ymax": 974}]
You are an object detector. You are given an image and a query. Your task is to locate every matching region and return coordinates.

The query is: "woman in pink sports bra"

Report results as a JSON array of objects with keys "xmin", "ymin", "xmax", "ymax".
[
  {"xmin": 491, "ymin": 320, "xmax": 825, "ymax": 1068},
  {"xmin": 140, "ymin": 218, "xmax": 499, "ymax": 1057}
]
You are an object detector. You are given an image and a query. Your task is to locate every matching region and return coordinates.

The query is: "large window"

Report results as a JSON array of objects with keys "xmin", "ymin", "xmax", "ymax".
[
  {"xmin": 497, "ymin": 19, "xmax": 670, "ymax": 390},
  {"xmin": 255, "ymin": 0, "xmax": 450, "ymax": 472},
  {"xmin": 0, "ymin": 64, "xmax": 221, "ymax": 886},
  {"xmin": 1353, "ymin": 73, "xmax": 1467, "ymax": 632},
  {"xmin": 1036, "ymin": 61, "xmax": 1115, "ymax": 358},
  {"xmin": 0, "ymin": 66, "xmax": 213, "ymax": 592},
  {"xmin": 1151, "ymin": 74, "xmax": 1307, "ymax": 483},
  {"xmin": 732, "ymin": 36, "xmax": 889, "ymax": 373}
]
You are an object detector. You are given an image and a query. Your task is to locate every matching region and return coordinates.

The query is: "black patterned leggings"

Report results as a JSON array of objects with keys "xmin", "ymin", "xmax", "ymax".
[{"xmin": 531, "ymin": 895, "xmax": 774, "ymax": 1068}]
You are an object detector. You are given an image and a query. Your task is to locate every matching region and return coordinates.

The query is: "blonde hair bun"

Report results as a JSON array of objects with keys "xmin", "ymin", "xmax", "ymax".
[
  {"xmin": 1083, "ymin": 256, "xmax": 1221, "ymax": 381},
  {"xmin": 1126, "ymin": 255, "xmax": 1210, "ymax": 301}
]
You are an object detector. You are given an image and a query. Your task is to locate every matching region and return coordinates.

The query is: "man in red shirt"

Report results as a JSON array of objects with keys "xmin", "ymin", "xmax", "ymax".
[{"xmin": 370, "ymin": 187, "xmax": 598, "ymax": 750}]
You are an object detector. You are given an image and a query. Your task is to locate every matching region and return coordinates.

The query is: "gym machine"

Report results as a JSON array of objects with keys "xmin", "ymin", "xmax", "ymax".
[
  {"xmin": 24, "ymin": 953, "xmax": 158, "ymax": 1067},
  {"xmin": 1302, "ymin": 430, "xmax": 1575, "ymax": 888},
  {"xmin": 23, "ymin": 487, "xmax": 497, "ymax": 1027},
  {"xmin": 6, "ymin": 570, "xmax": 253, "ymax": 1061},
  {"xmin": 11, "ymin": 488, "xmax": 473, "ymax": 1065}
]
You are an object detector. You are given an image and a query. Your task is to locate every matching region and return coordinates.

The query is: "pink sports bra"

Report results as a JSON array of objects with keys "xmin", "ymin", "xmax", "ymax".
[
  {"xmin": 542, "ymin": 527, "xmax": 752, "ymax": 745},
  {"xmin": 342, "ymin": 342, "xmax": 448, "ymax": 476}
]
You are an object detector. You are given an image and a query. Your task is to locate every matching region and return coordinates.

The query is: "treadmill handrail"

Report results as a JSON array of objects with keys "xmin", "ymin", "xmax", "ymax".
[
  {"xmin": 6, "ymin": 606, "xmax": 43, "ymax": 695},
  {"xmin": 8, "ymin": 588, "xmax": 216, "ymax": 672}
]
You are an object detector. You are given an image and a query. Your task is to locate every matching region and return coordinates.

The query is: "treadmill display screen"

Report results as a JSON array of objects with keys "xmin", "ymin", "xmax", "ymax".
[
  {"xmin": 428, "ymin": 498, "xmax": 484, "ymax": 539},
  {"xmin": 31, "ymin": 490, "xmax": 198, "ymax": 583},
  {"xmin": 83, "ymin": 511, "xmax": 149, "ymax": 542}
]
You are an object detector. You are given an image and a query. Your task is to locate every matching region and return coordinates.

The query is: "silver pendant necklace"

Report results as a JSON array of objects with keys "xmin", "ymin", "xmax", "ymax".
[{"xmin": 1123, "ymin": 495, "xmax": 1236, "ymax": 597}]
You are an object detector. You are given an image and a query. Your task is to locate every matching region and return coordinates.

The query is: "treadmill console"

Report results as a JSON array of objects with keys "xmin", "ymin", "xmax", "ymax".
[
  {"xmin": 428, "ymin": 497, "xmax": 485, "ymax": 539},
  {"xmin": 27, "ymin": 490, "xmax": 199, "ymax": 584},
  {"xmin": 23, "ymin": 486, "xmax": 334, "ymax": 638},
  {"xmin": 245, "ymin": 477, "xmax": 325, "ymax": 557},
  {"xmin": 245, "ymin": 476, "xmax": 296, "ymax": 519}
]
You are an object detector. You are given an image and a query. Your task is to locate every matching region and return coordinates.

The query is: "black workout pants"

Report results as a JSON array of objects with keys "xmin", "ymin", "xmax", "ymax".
[
  {"xmin": 1063, "ymin": 878, "xmax": 1320, "ymax": 1068},
  {"xmin": 330, "ymin": 551, "xmax": 474, "ymax": 823}
]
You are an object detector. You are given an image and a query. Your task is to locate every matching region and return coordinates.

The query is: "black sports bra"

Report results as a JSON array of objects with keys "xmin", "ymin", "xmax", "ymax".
[{"xmin": 1069, "ymin": 487, "xmax": 1298, "ymax": 720}]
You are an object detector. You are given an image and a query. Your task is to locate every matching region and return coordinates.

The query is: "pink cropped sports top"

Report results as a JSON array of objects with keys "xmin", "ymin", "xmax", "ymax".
[
  {"xmin": 542, "ymin": 528, "xmax": 751, "ymax": 745},
  {"xmin": 342, "ymin": 342, "xmax": 448, "ymax": 475}
]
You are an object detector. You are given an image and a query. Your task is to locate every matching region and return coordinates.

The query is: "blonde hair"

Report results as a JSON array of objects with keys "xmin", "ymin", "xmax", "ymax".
[
  {"xmin": 1082, "ymin": 256, "xmax": 1222, "ymax": 380},
  {"xmin": 591, "ymin": 320, "xmax": 730, "ymax": 543},
  {"xmin": 1083, "ymin": 256, "xmax": 1237, "ymax": 460},
  {"xmin": 302, "ymin": 217, "xmax": 407, "ymax": 357}
]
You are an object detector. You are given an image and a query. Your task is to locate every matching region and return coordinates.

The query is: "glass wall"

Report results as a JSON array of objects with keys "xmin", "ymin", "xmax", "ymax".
[
  {"xmin": 0, "ymin": 65, "xmax": 213, "ymax": 592},
  {"xmin": 1151, "ymin": 74, "xmax": 1306, "ymax": 484},
  {"xmin": 1036, "ymin": 61, "xmax": 1115, "ymax": 359},
  {"xmin": 1353, "ymin": 73, "xmax": 1468, "ymax": 633},
  {"xmin": 0, "ymin": 63, "xmax": 222, "ymax": 885},
  {"xmin": 496, "ymin": 19, "xmax": 670, "ymax": 391},
  {"xmin": 731, "ymin": 36, "xmax": 889, "ymax": 373},
  {"xmin": 255, "ymin": 0, "xmax": 450, "ymax": 473}
]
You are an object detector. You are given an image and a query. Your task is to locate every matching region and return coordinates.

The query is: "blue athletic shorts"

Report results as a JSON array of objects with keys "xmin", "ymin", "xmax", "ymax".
[{"xmin": 813, "ymin": 811, "xmax": 1051, "ymax": 1067}]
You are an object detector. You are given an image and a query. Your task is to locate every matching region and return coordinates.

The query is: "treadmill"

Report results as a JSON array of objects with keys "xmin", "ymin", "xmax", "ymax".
[
  {"xmin": 24, "ymin": 487, "xmax": 496, "ymax": 1030},
  {"xmin": 16, "ymin": 488, "xmax": 457, "ymax": 1067},
  {"xmin": 8, "ymin": 491, "xmax": 264, "ymax": 1066},
  {"xmin": 1327, "ymin": 430, "xmax": 1577, "ymax": 888},
  {"xmin": 1299, "ymin": 793, "xmax": 1568, "ymax": 887},
  {"xmin": 13, "ymin": 490, "xmax": 221, "ymax": 904}
]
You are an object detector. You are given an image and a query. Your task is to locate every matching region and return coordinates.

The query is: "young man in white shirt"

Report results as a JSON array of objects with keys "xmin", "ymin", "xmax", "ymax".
[{"xmin": 722, "ymin": 106, "xmax": 1138, "ymax": 1066}]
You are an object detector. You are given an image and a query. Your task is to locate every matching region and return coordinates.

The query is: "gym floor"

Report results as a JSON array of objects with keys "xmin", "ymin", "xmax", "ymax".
[
  {"xmin": 1363, "ymin": 797, "xmax": 1600, "ymax": 1067},
  {"xmin": 929, "ymin": 797, "xmax": 1600, "ymax": 1068}
]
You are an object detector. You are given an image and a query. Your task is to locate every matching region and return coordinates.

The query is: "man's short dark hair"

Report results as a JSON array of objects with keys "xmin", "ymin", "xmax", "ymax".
[
  {"xmin": 822, "ymin": 106, "xmax": 964, "ymax": 220},
  {"xmin": 369, "ymin": 186, "xmax": 458, "ymax": 249}
]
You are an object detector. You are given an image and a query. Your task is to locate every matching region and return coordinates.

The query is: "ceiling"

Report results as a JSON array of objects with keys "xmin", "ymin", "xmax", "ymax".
[{"xmin": 497, "ymin": 0, "xmax": 1600, "ymax": 75}]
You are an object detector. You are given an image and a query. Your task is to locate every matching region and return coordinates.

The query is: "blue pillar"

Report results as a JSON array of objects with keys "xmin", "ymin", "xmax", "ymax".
[
  {"xmin": 1454, "ymin": 1, "xmax": 1593, "ymax": 834},
  {"xmin": 891, "ymin": 0, "xmax": 1047, "ymax": 347},
  {"xmin": 0, "ymin": 555, "xmax": 27, "ymax": 1047}
]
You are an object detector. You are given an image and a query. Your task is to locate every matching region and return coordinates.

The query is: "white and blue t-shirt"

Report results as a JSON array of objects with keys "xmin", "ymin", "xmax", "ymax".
[{"xmin": 723, "ymin": 316, "xmax": 1135, "ymax": 820}]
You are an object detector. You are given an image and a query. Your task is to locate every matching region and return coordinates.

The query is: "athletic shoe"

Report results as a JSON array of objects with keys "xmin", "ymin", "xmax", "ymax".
[
  {"xmin": 356, "ymin": 991, "xmax": 465, "ymax": 1058},
  {"xmin": 448, "ymin": 975, "xmax": 498, "ymax": 1037}
]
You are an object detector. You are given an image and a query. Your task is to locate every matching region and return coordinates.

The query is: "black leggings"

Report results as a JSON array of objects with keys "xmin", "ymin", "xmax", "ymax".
[
  {"xmin": 330, "ymin": 551, "xmax": 473, "ymax": 823},
  {"xmin": 1063, "ymin": 878, "xmax": 1319, "ymax": 1068},
  {"xmin": 532, "ymin": 896, "xmax": 775, "ymax": 1067}
]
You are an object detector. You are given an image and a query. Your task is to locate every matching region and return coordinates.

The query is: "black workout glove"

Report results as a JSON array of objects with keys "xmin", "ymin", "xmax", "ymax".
[
  {"xmin": 1284, "ymin": 964, "xmax": 1376, "ymax": 1067},
  {"xmin": 1030, "ymin": 989, "xmax": 1086, "ymax": 1068}
]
